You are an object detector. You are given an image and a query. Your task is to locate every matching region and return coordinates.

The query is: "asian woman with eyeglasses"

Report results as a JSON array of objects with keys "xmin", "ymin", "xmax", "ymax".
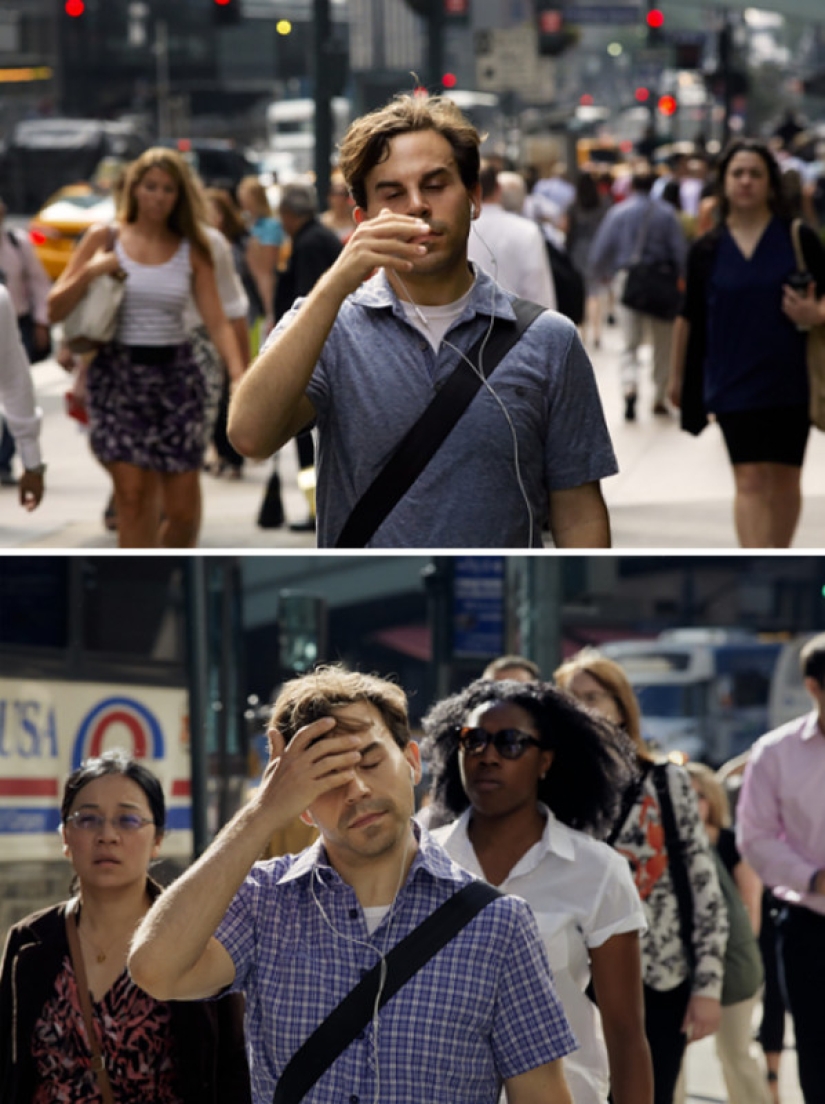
[
  {"xmin": 0, "ymin": 749, "xmax": 250, "ymax": 1104},
  {"xmin": 421, "ymin": 678, "xmax": 654, "ymax": 1104}
]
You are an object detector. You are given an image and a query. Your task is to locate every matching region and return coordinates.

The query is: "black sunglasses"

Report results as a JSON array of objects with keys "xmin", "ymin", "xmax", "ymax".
[{"xmin": 458, "ymin": 726, "xmax": 541, "ymax": 760}]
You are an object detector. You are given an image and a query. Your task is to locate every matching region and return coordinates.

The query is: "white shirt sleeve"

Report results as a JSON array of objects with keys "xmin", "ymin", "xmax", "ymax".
[{"xmin": 0, "ymin": 286, "xmax": 42, "ymax": 469}]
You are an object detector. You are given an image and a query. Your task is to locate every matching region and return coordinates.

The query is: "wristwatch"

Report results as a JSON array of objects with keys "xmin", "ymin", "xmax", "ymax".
[{"xmin": 24, "ymin": 463, "xmax": 47, "ymax": 476}]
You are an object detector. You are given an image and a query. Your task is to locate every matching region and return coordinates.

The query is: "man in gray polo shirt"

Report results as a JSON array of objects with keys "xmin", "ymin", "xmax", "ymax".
[{"xmin": 229, "ymin": 94, "xmax": 617, "ymax": 548}]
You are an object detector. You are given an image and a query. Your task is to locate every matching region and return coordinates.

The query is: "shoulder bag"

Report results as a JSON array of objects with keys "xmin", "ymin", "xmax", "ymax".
[
  {"xmin": 790, "ymin": 218, "xmax": 825, "ymax": 431},
  {"xmin": 621, "ymin": 203, "xmax": 682, "ymax": 321},
  {"xmin": 64, "ymin": 899, "xmax": 116, "ymax": 1104},
  {"xmin": 63, "ymin": 225, "xmax": 126, "ymax": 355},
  {"xmin": 272, "ymin": 880, "xmax": 501, "ymax": 1104},
  {"xmin": 711, "ymin": 849, "xmax": 764, "ymax": 1006},
  {"xmin": 651, "ymin": 762, "xmax": 696, "ymax": 978},
  {"xmin": 335, "ymin": 296, "xmax": 545, "ymax": 547}
]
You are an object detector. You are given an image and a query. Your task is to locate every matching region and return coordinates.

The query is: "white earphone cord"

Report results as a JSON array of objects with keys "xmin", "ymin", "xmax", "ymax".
[
  {"xmin": 310, "ymin": 819, "xmax": 414, "ymax": 1104},
  {"xmin": 395, "ymin": 219, "xmax": 536, "ymax": 547}
]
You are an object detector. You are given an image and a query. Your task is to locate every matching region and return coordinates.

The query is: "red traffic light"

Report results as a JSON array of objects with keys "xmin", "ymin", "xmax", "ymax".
[
  {"xmin": 635, "ymin": 86, "xmax": 650, "ymax": 102},
  {"xmin": 64, "ymin": 0, "xmax": 85, "ymax": 14},
  {"xmin": 646, "ymin": 8, "xmax": 665, "ymax": 27},
  {"xmin": 658, "ymin": 93, "xmax": 678, "ymax": 116},
  {"xmin": 442, "ymin": 72, "xmax": 458, "ymax": 89}
]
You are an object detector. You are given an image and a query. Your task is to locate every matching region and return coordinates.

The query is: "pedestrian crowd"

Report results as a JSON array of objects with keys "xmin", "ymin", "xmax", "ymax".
[
  {"xmin": 2, "ymin": 98, "xmax": 825, "ymax": 548},
  {"xmin": 5, "ymin": 636, "xmax": 825, "ymax": 1103}
]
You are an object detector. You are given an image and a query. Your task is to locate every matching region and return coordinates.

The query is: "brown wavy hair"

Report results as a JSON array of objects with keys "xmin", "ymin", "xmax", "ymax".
[
  {"xmin": 338, "ymin": 93, "xmax": 482, "ymax": 210},
  {"xmin": 118, "ymin": 147, "xmax": 212, "ymax": 263}
]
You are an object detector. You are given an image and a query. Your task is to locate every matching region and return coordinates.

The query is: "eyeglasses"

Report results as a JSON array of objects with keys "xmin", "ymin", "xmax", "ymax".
[
  {"xmin": 65, "ymin": 812, "xmax": 155, "ymax": 833},
  {"xmin": 458, "ymin": 726, "xmax": 541, "ymax": 760}
]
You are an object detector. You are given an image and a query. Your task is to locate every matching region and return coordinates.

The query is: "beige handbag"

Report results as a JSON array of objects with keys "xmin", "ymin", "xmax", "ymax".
[
  {"xmin": 62, "ymin": 225, "xmax": 126, "ymax": 354},
  {"xmin": 790, "ymin": 218, "xmax": 825, "ymax": 431}
]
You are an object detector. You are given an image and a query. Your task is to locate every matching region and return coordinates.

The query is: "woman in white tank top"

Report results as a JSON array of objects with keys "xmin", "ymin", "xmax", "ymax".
[{"xmin": 47, "ymin": 148, "xmax": 247, "ymax": 548}]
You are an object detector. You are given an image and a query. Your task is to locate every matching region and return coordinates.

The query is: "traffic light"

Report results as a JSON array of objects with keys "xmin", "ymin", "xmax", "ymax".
[
  {"xmin": 657, "ymin": 93, "xmax": 678, "ymax": 116},
  {"xmin": 535, "ymin": 0, "xmax": 571, "ymax": 57},
  {"xmin": 442, "ymin": 72, "xmax": 458, "ymax": 89},
  {"xmin": 212, "ymin": 0, "xmax": 241, "ymax": 27},
  {"xmin": 635, "ymin": 86, "xmax": 651, "ymax": 103},
  {"xmin": 646, "ymin": 5, "xmax": 665, "ymax": 47},
  {"xmin": 64, "ymin": 0, "xmax": 86, "ymax": 15}
]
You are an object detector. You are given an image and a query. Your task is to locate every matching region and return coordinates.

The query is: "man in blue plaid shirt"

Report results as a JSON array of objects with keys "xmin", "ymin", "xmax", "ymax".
[{"xmin": 130, "ymin": 667, "xmax": 576, "ymax": 1104}]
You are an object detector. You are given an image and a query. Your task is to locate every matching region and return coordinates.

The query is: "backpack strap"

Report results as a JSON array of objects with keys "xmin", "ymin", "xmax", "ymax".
[
  {"xmin": 652, "ymin": 762, "xmax": 696, "ymax": 977},
  {"xmin": 335, "ymin": 296, "xmax": 545, "ymax": 547},
  {"xmin": 272, "ymin": 880, "xmax": 501, "ymax": 1104}
]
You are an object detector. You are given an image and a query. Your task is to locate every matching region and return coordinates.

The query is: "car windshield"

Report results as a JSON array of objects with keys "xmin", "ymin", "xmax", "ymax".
[{"xmin": 46, "ymin": 193, "xmax": 109, "ymax": 211}]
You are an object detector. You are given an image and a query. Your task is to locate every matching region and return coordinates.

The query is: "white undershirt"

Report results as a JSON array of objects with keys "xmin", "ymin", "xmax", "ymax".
[
  {"xmin": 398, "ymin": 283, "xmax": 475, "ymax": 351},
  {"xmin": 362, "ymin": 904, "xmax": 391, "ymax": 935}
]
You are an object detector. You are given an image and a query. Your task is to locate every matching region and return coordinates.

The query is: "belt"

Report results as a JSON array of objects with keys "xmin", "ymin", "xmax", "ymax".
[{"xmin": 125, "ymin": 344, "xmax": 181, "ymax": 365}]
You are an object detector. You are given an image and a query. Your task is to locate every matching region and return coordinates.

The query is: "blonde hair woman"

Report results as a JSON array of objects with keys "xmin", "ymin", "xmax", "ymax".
[
  {"xmin": 236, "ymin": 174, "xmax": 285, "ymax": 335},
  {"xmin": 47, "ymin": 148, "xmax": 245, "ymax": 547},
  {"xmin": 555, "ymin": 650, "xmax": 728, "ymax": 1104}
]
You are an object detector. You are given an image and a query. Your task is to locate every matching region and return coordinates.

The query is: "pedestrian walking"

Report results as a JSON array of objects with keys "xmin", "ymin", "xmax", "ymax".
[
  {"xmin": 46, "ymin": 147, "xmax": 246, "ymax": 548},
  {"xmin": 566, "ymin": 170, "xmax": 610, "ymax": 348},
  {"xmin": 237, "ymin": 175, "xmax": 285, "ymax": 337},
  {"xmin": 0, "ymin": 749, "xmax": 251, "ymax": 1104},
  {"xmin": 467, "ymin": 163, "xmax": 556, "ymax": 308},
  {"xmin": 668, "ymin": 138, "xmax": 825, "ymax": 548},
  {"xmin": 677, "ymin": 763, "xmax": 769, "ymax": 1104},
  {"xmin": 229, "ymin": 94, "xmax": 616, "ymax": 548},
  {"xmin": 319, "ymin": 170, "xmax": 356, "ymax": 243},
  {"xmin": 555, "ymin": 650, "xmax": 728, "ymax": 1104},
  {"xmin": 422, "ymin": 677, "xmax": 653, "ymax": 1104},
  {"xmin": 0, "ymin": 284, "xmax": 45, "ymax": 510},
  {"xmin": 129, "ymin": 666, "xmax": 578, "ymax": 1104},
  {"xmin": 737, "ymin": 632, "xmax": 825, "ymax": 1104},
  {"xmin": 0, "ymin": 194, "xmax": 52, "ymax": 485},
  {"xmin": 589, "ymin": 166, "xmax": 687, "ymax": 421}
]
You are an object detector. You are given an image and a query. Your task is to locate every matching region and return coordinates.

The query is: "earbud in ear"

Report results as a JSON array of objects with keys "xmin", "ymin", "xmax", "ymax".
[
  {"xmin": 469, "ymin": 201, "xmax": 478, "ymax": 218},
  {"xmin": 409, "ymin": 765, "xmax": 417, "ymax": 786}
]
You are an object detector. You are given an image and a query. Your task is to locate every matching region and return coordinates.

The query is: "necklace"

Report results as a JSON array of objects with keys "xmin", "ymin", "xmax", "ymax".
[{"xmin": 77, "ymin": 922, "xmax": 130, "ymax": 964}]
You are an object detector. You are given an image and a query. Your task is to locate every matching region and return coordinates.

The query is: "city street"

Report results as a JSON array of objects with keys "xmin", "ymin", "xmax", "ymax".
[{"xmin": 3, "ymin": 318, "xmax": 825, "ymax": 549}]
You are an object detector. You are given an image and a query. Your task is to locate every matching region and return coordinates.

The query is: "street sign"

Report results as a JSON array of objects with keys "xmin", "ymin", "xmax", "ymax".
[
  {"xmin": 452, "ymin": 557, "xmax": 505, "ymax": 658},
  {"xmin": 474, "ymin": 22, "xmax": 556, "ymax": 99}
]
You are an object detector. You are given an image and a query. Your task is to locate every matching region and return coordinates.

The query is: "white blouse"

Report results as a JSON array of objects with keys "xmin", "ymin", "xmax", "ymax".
[{"xmin": 432, "ymin": 805, "xmax": 646, "ymax": 1104}]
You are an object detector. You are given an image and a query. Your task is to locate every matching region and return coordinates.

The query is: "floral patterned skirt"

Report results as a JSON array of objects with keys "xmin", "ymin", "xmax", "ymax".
[{"xmin": 87, "ymin": 342, "xmax": 206, "ymax": 473}]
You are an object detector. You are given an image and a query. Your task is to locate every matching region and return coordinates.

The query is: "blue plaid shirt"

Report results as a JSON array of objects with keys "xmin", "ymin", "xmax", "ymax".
[{"xmin": 215, "ymin": 826, "xmax": 577, "ymax": 1104}]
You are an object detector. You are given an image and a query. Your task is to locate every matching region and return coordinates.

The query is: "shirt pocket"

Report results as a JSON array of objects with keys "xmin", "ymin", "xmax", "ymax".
[{"xmin": 532, "ymin": 910, "xmax": 570, "ymax": 976}]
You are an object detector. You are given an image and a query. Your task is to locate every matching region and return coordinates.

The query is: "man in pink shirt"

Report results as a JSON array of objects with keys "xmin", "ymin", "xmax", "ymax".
[{"xmin": 737, "ymin": 633, "xmax": 825, "ymax": 1104}]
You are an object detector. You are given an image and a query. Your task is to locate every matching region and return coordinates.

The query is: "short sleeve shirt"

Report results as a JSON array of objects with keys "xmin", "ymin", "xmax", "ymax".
[
  {"xmin": 434, "ymin": 806, "xmax": 645, "ymax": 1104},
  {"xmin": 251, "ymin": 216, "xmax": 285, "ymax": 248},
  {"xmin": 214, "ymin": 828, "xmax": 577, "ymax": 1104},
  {"xmin": 267, "ymin": 267, "xmax": 617, "ymax": 547}
]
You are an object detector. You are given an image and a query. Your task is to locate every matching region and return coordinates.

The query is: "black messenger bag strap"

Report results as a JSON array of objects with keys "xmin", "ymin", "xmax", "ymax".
[
  {"xmin": 652, "ymin": 762, "xmax": 696, "ymax": 977},
  {"xmin": 335, "ymin": 296, "xmax": 545, "ymax": 547},
  {"xmin": 272, "ymin": 880, "xmax": 501, "ymax": 1104}
]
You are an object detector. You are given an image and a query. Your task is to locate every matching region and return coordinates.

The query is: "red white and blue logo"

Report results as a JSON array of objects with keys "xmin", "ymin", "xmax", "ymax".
[{"xmin": 71, "ymin": 696, "xmax": 165, "ymax": 769}]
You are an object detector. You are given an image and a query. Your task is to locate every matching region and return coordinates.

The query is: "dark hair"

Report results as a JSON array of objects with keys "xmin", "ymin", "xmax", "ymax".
[
  {"xmin": 269, "ymin": 664, "xmax": 411, "ymax": 750},
  {"xmin": 575, "ymin": 171, "xmax": 600, "ymax": 211},
  {"xmin": 61, "ymin": 748, "xmax": 166, "ymax": 831},
  {"xmin": 205, "ymin": 186, "xmax": 247, "ymax": 242},
  {"xmin": 338, "ymin": 93, "xmax": 481, "ymax": 210},
  {"xmin": 715, "ymin": 137, "xmax": 787, "ymax": 219},
  {"xmin": 479, "ymin": 163, "xmax": 499, "ymax": 200},
  {"xmin": 801, "ymin": 633, "xmax": 825, "ymax": 687},
  {"xmin": 662, "ymin": 179, "xmax": 682, "ymax": 210},
  {"xmin": 421, "ymin": 678, "xmax": 637, "ymax": 838}
]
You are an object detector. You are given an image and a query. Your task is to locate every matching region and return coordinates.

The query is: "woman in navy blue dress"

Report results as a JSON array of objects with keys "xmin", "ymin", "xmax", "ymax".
[{"xmin": 668, "ymin": 138, "xmax": 825, "ymax": 547}]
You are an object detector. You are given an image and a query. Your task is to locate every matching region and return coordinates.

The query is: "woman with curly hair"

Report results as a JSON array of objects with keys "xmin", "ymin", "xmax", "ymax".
[
  {"xmin": 422, "ymin": 677, "xmax": 653, "ymax": 1104},
  {"xmin": 555, "ymin": 650, "xmax": 728, "ymax": 1104}
]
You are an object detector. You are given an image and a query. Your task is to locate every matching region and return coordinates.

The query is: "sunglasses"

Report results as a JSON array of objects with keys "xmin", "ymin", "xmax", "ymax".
[{"xmin": 458, "ymin": 726, "xmax": 541, "ymax": 760}]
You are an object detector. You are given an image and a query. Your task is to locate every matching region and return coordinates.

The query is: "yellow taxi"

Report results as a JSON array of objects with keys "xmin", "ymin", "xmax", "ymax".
[{"xmin": 28, "ymin": 185, "xmax": 115, "ymax": 280}]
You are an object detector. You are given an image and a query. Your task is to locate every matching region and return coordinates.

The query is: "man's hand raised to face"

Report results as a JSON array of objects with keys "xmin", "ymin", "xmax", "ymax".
[
  {"xmin": 260, "ymin": 717, "xmax": 364, "ymax": 830},
  {"xmin": 326, "ymin": 208, "xmax": 431, "ymax": 298}
]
